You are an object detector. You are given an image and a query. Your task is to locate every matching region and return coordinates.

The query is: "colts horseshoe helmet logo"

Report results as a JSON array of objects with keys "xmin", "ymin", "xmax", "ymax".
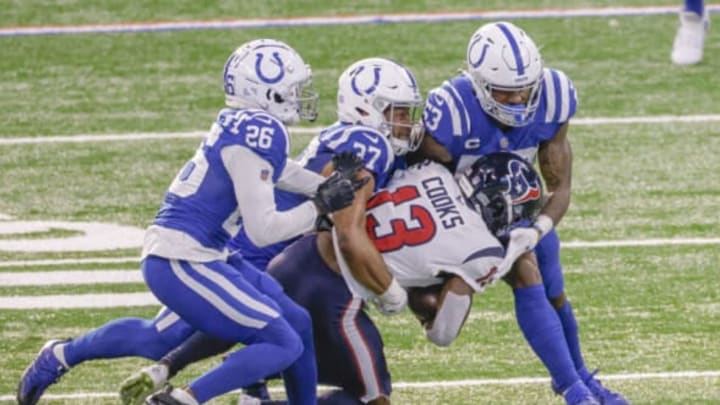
[
  {"xmin": 350, "ymin": 65, "xmax": 382, "ymax": 96},
  {"xmin": 255, "ymin": 50, "xmax": 285, "ymax": 84}
]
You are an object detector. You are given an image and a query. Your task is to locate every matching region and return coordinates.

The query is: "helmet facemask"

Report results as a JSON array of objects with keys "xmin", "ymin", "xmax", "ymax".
[
  {"xmin": 376, "ymin": 100, "xmax": 425, "ymax": 156},
  {"xmin": 267, "ymin": 75, "xmax": 318, "ymax": 125},
  {"xmin": 474, "ymin": 75, "xmax": 543, "ymax": 127}
]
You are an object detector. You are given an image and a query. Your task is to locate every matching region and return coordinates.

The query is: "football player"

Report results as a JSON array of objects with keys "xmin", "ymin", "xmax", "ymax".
[
  {"xmin": 118, "ymin": 57, "xmax": 426, "ymax": 405},
  {"xmin": 16, "ymin": 39, "xmax": 363, "ymax": 405},
  {"xmin": 416, "ymin": 21, "xmax": 628, "ymax": 405},
  {"xmin": 265, "ymin": 152, "xmax": 542, "ymax": 405}
]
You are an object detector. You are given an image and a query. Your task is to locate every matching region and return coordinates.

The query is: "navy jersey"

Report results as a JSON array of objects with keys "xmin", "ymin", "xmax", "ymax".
[
  {"xmin": 146, "ymin": 108, "xmax": 291, "ymax": 260},
  {"xmin": 228, "ymin": 122, "xmax": 396, "ymax": 270},
  {"xmin": 423, "ymin": 68, "xmax": 578, "ymax": 173}
]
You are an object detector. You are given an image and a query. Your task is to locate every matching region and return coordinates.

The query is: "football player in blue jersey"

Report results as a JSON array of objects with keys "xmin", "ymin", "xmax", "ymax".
[
  {"xmin": 16, "ymin": 39, "xmax": 364, "ymax": 405},
  {"xmin": 118, "ymin": 57, "xmax": 425, "ymax": 405},
  {"xmin": 416, "ymin": 22, "xmax": 629, "ymax": 405}
]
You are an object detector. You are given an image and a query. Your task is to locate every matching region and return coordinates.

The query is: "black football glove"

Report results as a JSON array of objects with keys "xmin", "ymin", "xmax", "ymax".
[
  {"xmin": 331, "ymin": 151, "xmax": 365, "ymax": 180},
  {"xmin": 312, "ymin": 171, "xmax": 356, "ymax": 215}
]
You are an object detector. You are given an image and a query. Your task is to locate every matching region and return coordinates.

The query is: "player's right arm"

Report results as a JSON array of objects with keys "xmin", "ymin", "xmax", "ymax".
[
  {"xmin": 416, "ymin": 80, "xmax": 470, "ymax": 165},
  {"xmin": 225, "ymin": 146, "xmax": 319, "ymax": 247},
  {"xmin": 222, "ymin": 111, "xmax": 351, "ymax": 247}
]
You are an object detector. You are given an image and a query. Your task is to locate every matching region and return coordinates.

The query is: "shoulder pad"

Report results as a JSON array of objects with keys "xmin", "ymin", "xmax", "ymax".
[
  {"xmin": 539, "ymin": 68, "xmax": 578, "ymax": 124},
  {"xmin": 424, "ymin": 77, "xmax": 472, "ymax": 140}
]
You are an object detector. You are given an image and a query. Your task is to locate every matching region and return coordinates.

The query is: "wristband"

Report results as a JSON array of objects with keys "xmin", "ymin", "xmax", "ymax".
[
  {"xmin": 532, "ymin": 214, "xmax": 554, "ymax": 238},
  {"xmin": 380, "ymin": 278, "xmax": 405, "ymax": 302}
]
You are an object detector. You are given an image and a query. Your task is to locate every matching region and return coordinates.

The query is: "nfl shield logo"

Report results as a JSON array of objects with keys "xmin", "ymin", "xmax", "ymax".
[{"xmin": 260, "ymin": 169, "xmax": 270, "ymax": 181}]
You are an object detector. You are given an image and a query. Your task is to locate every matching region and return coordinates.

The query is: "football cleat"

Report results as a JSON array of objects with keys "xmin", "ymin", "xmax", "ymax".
[
  {"xmin": 145, "ymin": 385, "xmax": 199, "ymax": 405},
  {"xmin": 237, "ymin": 393, "xmax": 262, "ymax": 405},
  {"xmin": 671, "ymin": 10, "xmax": 710, "ymax": 65},
  {"xmin": 120, "ymin": 363, "xmax": 169, "ymax": 405},
  {"xmin": 584, "ymin": 369, "xmax": 631, "ymax": 405},
  {"xmin": 16, "ymin": 339, "xmax": 70, "ymax": 405},
  {"xmin": 563, "ymin": 380, "xmax": 600, "ymax": 405}
]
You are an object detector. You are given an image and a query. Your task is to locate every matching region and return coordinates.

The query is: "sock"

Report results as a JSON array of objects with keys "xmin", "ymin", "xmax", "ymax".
[
  {"xmin": 514, "ymin": 285, "xmax": 580, "ymax": 392},
  {"xmin": 556, "ymin": 301, "xmax": 592, "ymax": 381},
  {"xmin": 684, "ymin": 0, "xmax": 705, "ymax": 16},
  {"xmin": 162, "ymin": 331, "xmax": 235, "ymax": 378},
  {"xmin": 63, "ymin": 317, "xmax": 175, "ymax": 366}
]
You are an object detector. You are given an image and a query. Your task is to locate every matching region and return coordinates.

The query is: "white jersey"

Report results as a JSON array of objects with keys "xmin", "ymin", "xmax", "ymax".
[{"xmin": 366, "ymin": 161, "xmax": 504, "ymax": 292}]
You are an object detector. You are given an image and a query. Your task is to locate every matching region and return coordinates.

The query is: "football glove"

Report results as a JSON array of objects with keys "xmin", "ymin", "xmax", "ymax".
[
  {"xmin": 370, "ymin": 278, "xmax": 408, "ymax": 316},
  {"xmin": 497, "ymin": 225, "xmax": 540, "ymax": 275},
  {"xmin": 312, "ymin": 171, "xmax": 356, "ymax": 215},
  {"xmin": 331, "ymin": 151, "xmax": 365, "ymax": 180}
]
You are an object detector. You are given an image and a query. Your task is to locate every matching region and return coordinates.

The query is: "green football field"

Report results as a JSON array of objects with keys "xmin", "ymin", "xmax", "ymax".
[{"xmin": 1, "ymin": 1, "xmax": 719, "ymax": 404}]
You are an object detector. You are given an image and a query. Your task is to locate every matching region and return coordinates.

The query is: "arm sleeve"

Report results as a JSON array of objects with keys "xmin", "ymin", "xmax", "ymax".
[
  {"xmin": 276, "ymin": 159, "xmax": 324, "ymax": 196},
  {"xmin": 425, "ymin": 290, "xmax": 472, "ymax": 347},
  {"xmin": 222, "ymin": 145, "xmax": 318, "ymax": 247}
]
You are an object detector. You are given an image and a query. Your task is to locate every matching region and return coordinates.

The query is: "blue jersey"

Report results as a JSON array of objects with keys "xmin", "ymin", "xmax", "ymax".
[
  {"xmin": 422, "ymin": 68, "xmax": 578, "ymax": 173},
  {"xmin": 228, "ymin": 122, "xmax": 396, "ymax": 270},
  {"xmin": 151, "ymin": 108, "xmax": 290, "ymax": 255}
]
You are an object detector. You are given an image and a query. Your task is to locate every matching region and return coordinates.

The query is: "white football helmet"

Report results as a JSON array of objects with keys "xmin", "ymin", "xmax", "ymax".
[
  {"xmin": 223, "ymin": 39, "xmax": 318, "ymax": 125},
  {"xmin": 465, "ymin": 22, "xmax": 543, "ymax": 127},
  {"xmin": 337, "ymin": 58, "xmax": 424, "ymax": 155}
]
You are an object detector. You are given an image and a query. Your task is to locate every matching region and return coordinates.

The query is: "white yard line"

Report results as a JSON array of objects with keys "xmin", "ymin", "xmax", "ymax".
[
  {"xmin": 0, "ymin": 257, "xmax": 138, "ymax": 267},
  {"xmin": 0, "ymin": 292, "xmax": 157, "ymax": 309},
  {"xmin": 0, "ymin": 270, "xmax": 141, "ymax": 286},
  {"xmin": 1, "ymin": 5, "xmax": 719, "ymax": 37},
  {"xmin": 2, "ymin": 114, "xmax": 720, "ymax": 145},
  {"xmin": 0, "ymin": 237, "xmax": 717, "ymax": 269},
  {"xmin": 0, "ymin": 370, "xmax": 718, "ymax": 401}
]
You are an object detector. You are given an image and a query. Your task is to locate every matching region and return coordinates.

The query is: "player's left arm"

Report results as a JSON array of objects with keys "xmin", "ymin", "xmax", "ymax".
[
  {"xmin": 537, "ymin": 122, "xmax": 573, "ymax": 226},
  {"xmin": 425, "ymin": 276, "xmax": 474, "ymax": 347}
]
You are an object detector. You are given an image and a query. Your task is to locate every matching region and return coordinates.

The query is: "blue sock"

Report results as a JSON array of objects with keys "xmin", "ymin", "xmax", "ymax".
[
  {"xmin": 63, "ymin": 317, "xmax": 176, "ymax": 366},
  {"xmin": 556, "ymin": 301, "xmax": 592, "ymax": 382},
  {"xmin": 684, "ymin": 0, "xmax": 705, "ymax": 16},
  {"xmin": 189, "ymin": 318, "xmax": 304, "ymax": 403},
  {"xmin": 514, "ymin": 285, "xmax": 580, "ymax": 392}
]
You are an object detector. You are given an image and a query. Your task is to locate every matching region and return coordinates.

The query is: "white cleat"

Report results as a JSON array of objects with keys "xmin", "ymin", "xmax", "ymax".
[{"xmin": 671, "ymin": 11, "xmax": 710, "ymax": 65}]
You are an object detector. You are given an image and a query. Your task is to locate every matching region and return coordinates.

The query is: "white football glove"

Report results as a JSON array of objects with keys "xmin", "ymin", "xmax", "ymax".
[
  {"xmin": 370, "ymin": 278, "xmax": 407, "ymax": 316},
  {"xmin": 496, "ymin": 226, "xmax": 541, "ymax": 276}
]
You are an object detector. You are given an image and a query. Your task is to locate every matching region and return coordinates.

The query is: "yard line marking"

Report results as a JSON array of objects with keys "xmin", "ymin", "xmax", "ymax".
[
  {"xmin": 0, "ymin": 270, "xmax": 141, "ymax": 286},
  {"xmin": 562, "ymin": 237, "xmax": 720, "ymax": 248},
  {"xmin": 2, "ymin": 114, "xmax": 720, "ymax": 145},
  {"xmin": 0, "ymin": 257, "xmax": 138, "ymax": 267},
  {"xmin": 1, "ymin": 6, "xmax": 719, "ymax": 37},
  {"xmin": 0, "ymin": 237, "xmax": 718, "ymax": 269},
  {"xmin": 0, "ymin": 370, "xmax": 717, "ymax": 401},
  {"xmin": 0, "ymin": 292, "xmax": 158, "ymax": 309}
]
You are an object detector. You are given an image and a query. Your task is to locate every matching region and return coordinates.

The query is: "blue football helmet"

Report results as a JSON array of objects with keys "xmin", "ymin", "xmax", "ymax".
[{"xmin": 457, "ymin": 151, "xmax": 543, "ymax": 237}]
